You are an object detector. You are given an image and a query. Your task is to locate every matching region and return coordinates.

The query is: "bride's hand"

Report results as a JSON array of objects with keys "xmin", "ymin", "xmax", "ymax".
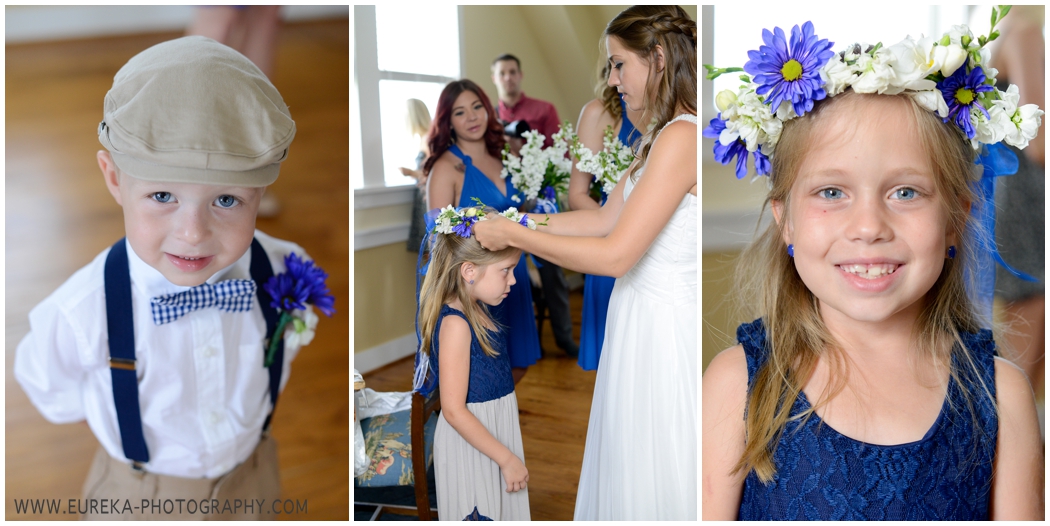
[{"xmin": 473, "ymin": 216, "xmax": 513, "ymax": 251}]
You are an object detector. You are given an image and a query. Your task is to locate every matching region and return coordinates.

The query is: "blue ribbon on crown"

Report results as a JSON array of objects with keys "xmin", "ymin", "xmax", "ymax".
[{"xmin": 969, "ymin": 143, "xmax": 1039, "ymax": 324}]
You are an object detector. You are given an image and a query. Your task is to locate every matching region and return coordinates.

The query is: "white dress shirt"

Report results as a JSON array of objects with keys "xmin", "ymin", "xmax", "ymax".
[{"xmin": 15, "ymin": 230, "xmax": 306, "ymax": 478}]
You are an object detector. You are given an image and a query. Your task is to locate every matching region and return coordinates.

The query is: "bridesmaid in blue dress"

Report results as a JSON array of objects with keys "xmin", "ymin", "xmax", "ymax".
[
  {"xmin": 568, "ymin": 88, "xmax": 644, "ymax": 371},
  {"xmin": 425, "ymin": 79, "xmax": 541, "ymax": 379}
]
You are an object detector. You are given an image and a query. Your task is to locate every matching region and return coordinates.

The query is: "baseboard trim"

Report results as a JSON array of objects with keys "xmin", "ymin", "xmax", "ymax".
[{"xmin": 353, "ymin": 333, "xmax": 416, "ymax": 374}]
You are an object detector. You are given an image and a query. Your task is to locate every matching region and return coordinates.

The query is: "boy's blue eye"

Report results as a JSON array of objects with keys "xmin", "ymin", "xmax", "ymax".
[
  {"xmin": 818, "ymin": 188, "xmax": 843, "ymax": 200},
  {"xmin": 151, "ymin": 192, "xmax": 173, "ymax": 203},
  {"xmin": 215, "ymin": 195, "xmax": 239, "ymax": 208},
  {"xmin": 894, "ymin": 187, "xmax": 919, "ymax": 200}
]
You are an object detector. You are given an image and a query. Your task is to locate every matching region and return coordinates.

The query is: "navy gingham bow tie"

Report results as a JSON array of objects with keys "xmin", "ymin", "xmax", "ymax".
[{"xmin": 150, "ymin": 279, "xmax": 257, "ymax": 325}]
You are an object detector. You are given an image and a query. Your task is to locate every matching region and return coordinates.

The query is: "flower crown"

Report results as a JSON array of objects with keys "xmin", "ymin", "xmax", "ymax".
[
  {"xmin": 431, "ymin": 198, "xmax": 539, "ymax": 238},
  {"xmin": 704, "ymin": 7, "xmax": 1043, "ymax": 179}
]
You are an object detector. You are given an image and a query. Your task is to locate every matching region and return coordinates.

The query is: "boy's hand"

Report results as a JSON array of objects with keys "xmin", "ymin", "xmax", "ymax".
[{"xmin": 500, "ymin": 455, "xmax": 529, "ymax": 493}]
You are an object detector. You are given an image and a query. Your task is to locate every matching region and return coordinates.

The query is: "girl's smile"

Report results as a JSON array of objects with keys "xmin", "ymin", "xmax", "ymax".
[
  {"xmin": 774, "ymin": 94, "xmax": 953, "ymax": 329},
  {"xmin": 835, "ymin": 261, "xmax": 902, "ymax": 292}
]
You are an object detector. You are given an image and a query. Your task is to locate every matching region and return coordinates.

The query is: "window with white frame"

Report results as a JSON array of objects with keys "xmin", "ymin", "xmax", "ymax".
[{"xmin": 353, "ymin": 5, "xmax": 461, "ymax": 191}]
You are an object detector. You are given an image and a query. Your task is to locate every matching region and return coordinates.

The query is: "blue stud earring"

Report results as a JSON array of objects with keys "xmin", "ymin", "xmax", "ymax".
[
  {"xmin": 787, "ymin": 244, "xmax": 794, "ymax": 258},
  {"xmin": 947, "ymin": 245, "xmax": 956, "ymax": 259},
  {"xmin": 468, "ymin": 279, "xmax": 474, "ymax": 285}
]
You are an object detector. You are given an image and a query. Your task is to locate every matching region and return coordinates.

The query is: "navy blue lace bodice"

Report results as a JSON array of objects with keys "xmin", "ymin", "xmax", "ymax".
[
  {"xmin": 737, "ymin": 319, "xmax": 998, "ymax": 520},
  {"xmin": 428, "ymin": 305, "xmax": 514, "ymax": 403}
]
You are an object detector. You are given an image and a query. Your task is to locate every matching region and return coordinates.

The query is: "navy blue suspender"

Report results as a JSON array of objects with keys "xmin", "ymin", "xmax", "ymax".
[
  {"xmin": 250, "ymin": 238, "xmax": 284, "ymax": 433},
  {"xmin": 103, "ymin": 238, "xmax": 284, "ymax": 466},
  {"xmin": 103, "ymin": 239, "xmax": 148, "ymax": 464}
]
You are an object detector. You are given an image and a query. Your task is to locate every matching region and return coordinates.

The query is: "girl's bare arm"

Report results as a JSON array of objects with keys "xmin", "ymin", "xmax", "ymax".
[
  {"xmin": 988, "ymin": 357, "xmax": 1043, "ymax": 520},
  {"xmin": 702, "ymin": 345, "xmax": 749, "ymax": 520}
]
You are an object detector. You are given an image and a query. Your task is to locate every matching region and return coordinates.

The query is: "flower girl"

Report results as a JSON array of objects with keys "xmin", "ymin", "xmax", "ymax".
[
  {"xmin": 702, "ymin": 12, "xmax": 1043, "ymax": 520},
  {"xmin": 414, "ymin": 205, "xmax": 537, "ymax": 520}
]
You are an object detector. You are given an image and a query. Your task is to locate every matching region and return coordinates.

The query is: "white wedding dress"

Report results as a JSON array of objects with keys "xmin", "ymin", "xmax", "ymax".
[{"xmin": 573, "ymin": 113, "xmax": 697, "ymax": 520}]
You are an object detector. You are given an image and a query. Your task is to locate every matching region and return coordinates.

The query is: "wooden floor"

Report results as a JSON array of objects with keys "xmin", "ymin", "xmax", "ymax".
[
  {"xmin": 358, "ymin": 288, "xmax": 597, "ymax": 521},
  {"xmin": 5, "ymin": 20, "xmax": 349, "ymax": 520}
]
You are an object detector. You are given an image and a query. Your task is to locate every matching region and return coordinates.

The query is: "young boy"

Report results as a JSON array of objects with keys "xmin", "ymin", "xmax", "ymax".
[{"xmin": 14, "ymin": 36, "xmax": 319, "ymax": 520}]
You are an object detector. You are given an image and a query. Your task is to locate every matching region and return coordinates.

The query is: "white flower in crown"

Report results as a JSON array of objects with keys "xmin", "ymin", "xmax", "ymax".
[
  {"xmin": 972, "ymin": 104, "xmax": 1008, "ymax": 148},
  {"xmin": 906, "ymin": 89, "xmax": 950, "ymax": 118},
  {"xmin": 498, "ymin": 207, "xmax": 539, "ymax": 230},
  {"xmin": 849, "ymin": 46, "xmax": 896, "ymax": 94},
  {"xmin": 820, "ymin": 55, "xmax": 854, "ymax": 97},
  {"xmin": 993, "ymin": 85, "xmax": 1045, "ymax": 149},
  {"xmin": 934, "ymin": 25, "xmax": 978, "ymax": 77},
  {"xmin": 434, "ymin": 205, "xmax": 456, "ymax": 234},
  {"xmin": 884, "ymin": 36, "xmax": 939, "ymax": 93},
  {"xmin": 720, "ymin": 85, "xmax": 783, "ymax": 154}
]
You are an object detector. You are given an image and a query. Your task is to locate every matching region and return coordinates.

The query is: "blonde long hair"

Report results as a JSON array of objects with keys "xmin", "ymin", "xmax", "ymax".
[
  {"xmin": 406, "ymin": 98, "xmax": 431, "ymax": 139},
  {"xmin": 734, "ymin": 90, "xmax": 998, "ymax": 483},
  {"xmin": 417, "ymin": 228, "xmax": 521, "ymax": 361},
  {"xmin": 603, "ymin": 5, "xmax": 696, "ymax": 181}
]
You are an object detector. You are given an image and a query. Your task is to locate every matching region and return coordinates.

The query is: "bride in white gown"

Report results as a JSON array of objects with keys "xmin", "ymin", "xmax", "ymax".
[{"xmin": 473, "ymin": 6, "xmax": 697, "ymax": 520}]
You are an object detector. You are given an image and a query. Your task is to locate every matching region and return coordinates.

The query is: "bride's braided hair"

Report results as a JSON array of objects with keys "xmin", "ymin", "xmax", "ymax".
[
  {"xmin": 604, "ymin": 6, "xmax": 696, "ymax": 181},
  {"xmin": 596, "ymin": 6, "xmax": 692, "ymax": 132}
]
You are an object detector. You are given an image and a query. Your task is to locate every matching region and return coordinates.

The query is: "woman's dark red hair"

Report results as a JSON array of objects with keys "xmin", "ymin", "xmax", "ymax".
[{"xmin": 423, "ymin": 79, "xmax": 506, "ymax": 176}]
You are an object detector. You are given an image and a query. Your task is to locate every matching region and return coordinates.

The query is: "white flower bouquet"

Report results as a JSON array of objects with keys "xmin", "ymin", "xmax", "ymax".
[
  {"xmin": 501, "ymin": 125, "xmax": 573, "ymax": 213},
  {"xmin": 570, "ymin": 125, "xmax": 637, "ymax": 196}
]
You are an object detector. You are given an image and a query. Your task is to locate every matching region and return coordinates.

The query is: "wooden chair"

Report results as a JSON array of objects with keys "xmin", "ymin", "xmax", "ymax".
[{"xmin": 355, "ymin": 388, "xmax": 441, "ymax": 520}]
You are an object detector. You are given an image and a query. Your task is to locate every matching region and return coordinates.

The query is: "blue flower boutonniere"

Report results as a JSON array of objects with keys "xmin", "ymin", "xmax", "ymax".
[{"xmin": 262, "ymin": 253, "xmax": 336, "ymax": 366}]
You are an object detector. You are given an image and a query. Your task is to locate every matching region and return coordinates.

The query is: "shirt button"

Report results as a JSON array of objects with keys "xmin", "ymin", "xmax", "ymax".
[
  {"xmin": 210, "ymin": 411, "xmax": 224, "ymax": 424},
  {"xmin": 203, "ymin": 347, "xmax": 217, "ymax": 358}
]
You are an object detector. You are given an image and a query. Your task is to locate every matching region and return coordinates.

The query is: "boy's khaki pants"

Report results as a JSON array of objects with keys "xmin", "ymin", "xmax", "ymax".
[{"xmin": 80, "ymin": 435, "xmax": 280, "ymax": 521}]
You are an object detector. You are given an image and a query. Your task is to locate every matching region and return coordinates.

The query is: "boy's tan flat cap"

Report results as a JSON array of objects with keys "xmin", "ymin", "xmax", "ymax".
[{"xmin": 99, "ymin": 36, "xmax": 295, "ymax": 187}]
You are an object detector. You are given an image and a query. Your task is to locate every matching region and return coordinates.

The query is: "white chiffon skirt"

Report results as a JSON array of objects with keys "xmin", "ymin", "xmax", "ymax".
[{"xmin": 435, "ymin": 392, "xmax": 531, "ymax": 521}]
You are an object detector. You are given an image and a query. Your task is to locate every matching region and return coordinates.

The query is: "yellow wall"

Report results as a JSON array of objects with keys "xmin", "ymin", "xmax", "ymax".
[
  {"xmin": 703, "ymin": 251, "xmax": 747, "ymax": 373},
  {"xmin": 354, "ymin": 241, "xmax": 420, "ymax": 351},
  {"xmin": 461, "ymin": 5, "xmax": 697, "ymax": 129},
  {"xmin": 461, "ymin": 5, "xmax": 626, "ymax": 126}
]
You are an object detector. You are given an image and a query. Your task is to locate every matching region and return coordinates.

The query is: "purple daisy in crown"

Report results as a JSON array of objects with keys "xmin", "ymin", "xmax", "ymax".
[
  {"xmin": 744, "ymin": 21, "xmax": 835, "ymax": 117},
  {"xmin": 451, "ymin": 216, "xmax": 478, "ymax": 238},
  {"xmin": 703, "ymin": 115, "xmax": 771, "ymax": 179},
  {"xmin": 938, "ymin": 65, "xmax": 994, "ymax": 139}
]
